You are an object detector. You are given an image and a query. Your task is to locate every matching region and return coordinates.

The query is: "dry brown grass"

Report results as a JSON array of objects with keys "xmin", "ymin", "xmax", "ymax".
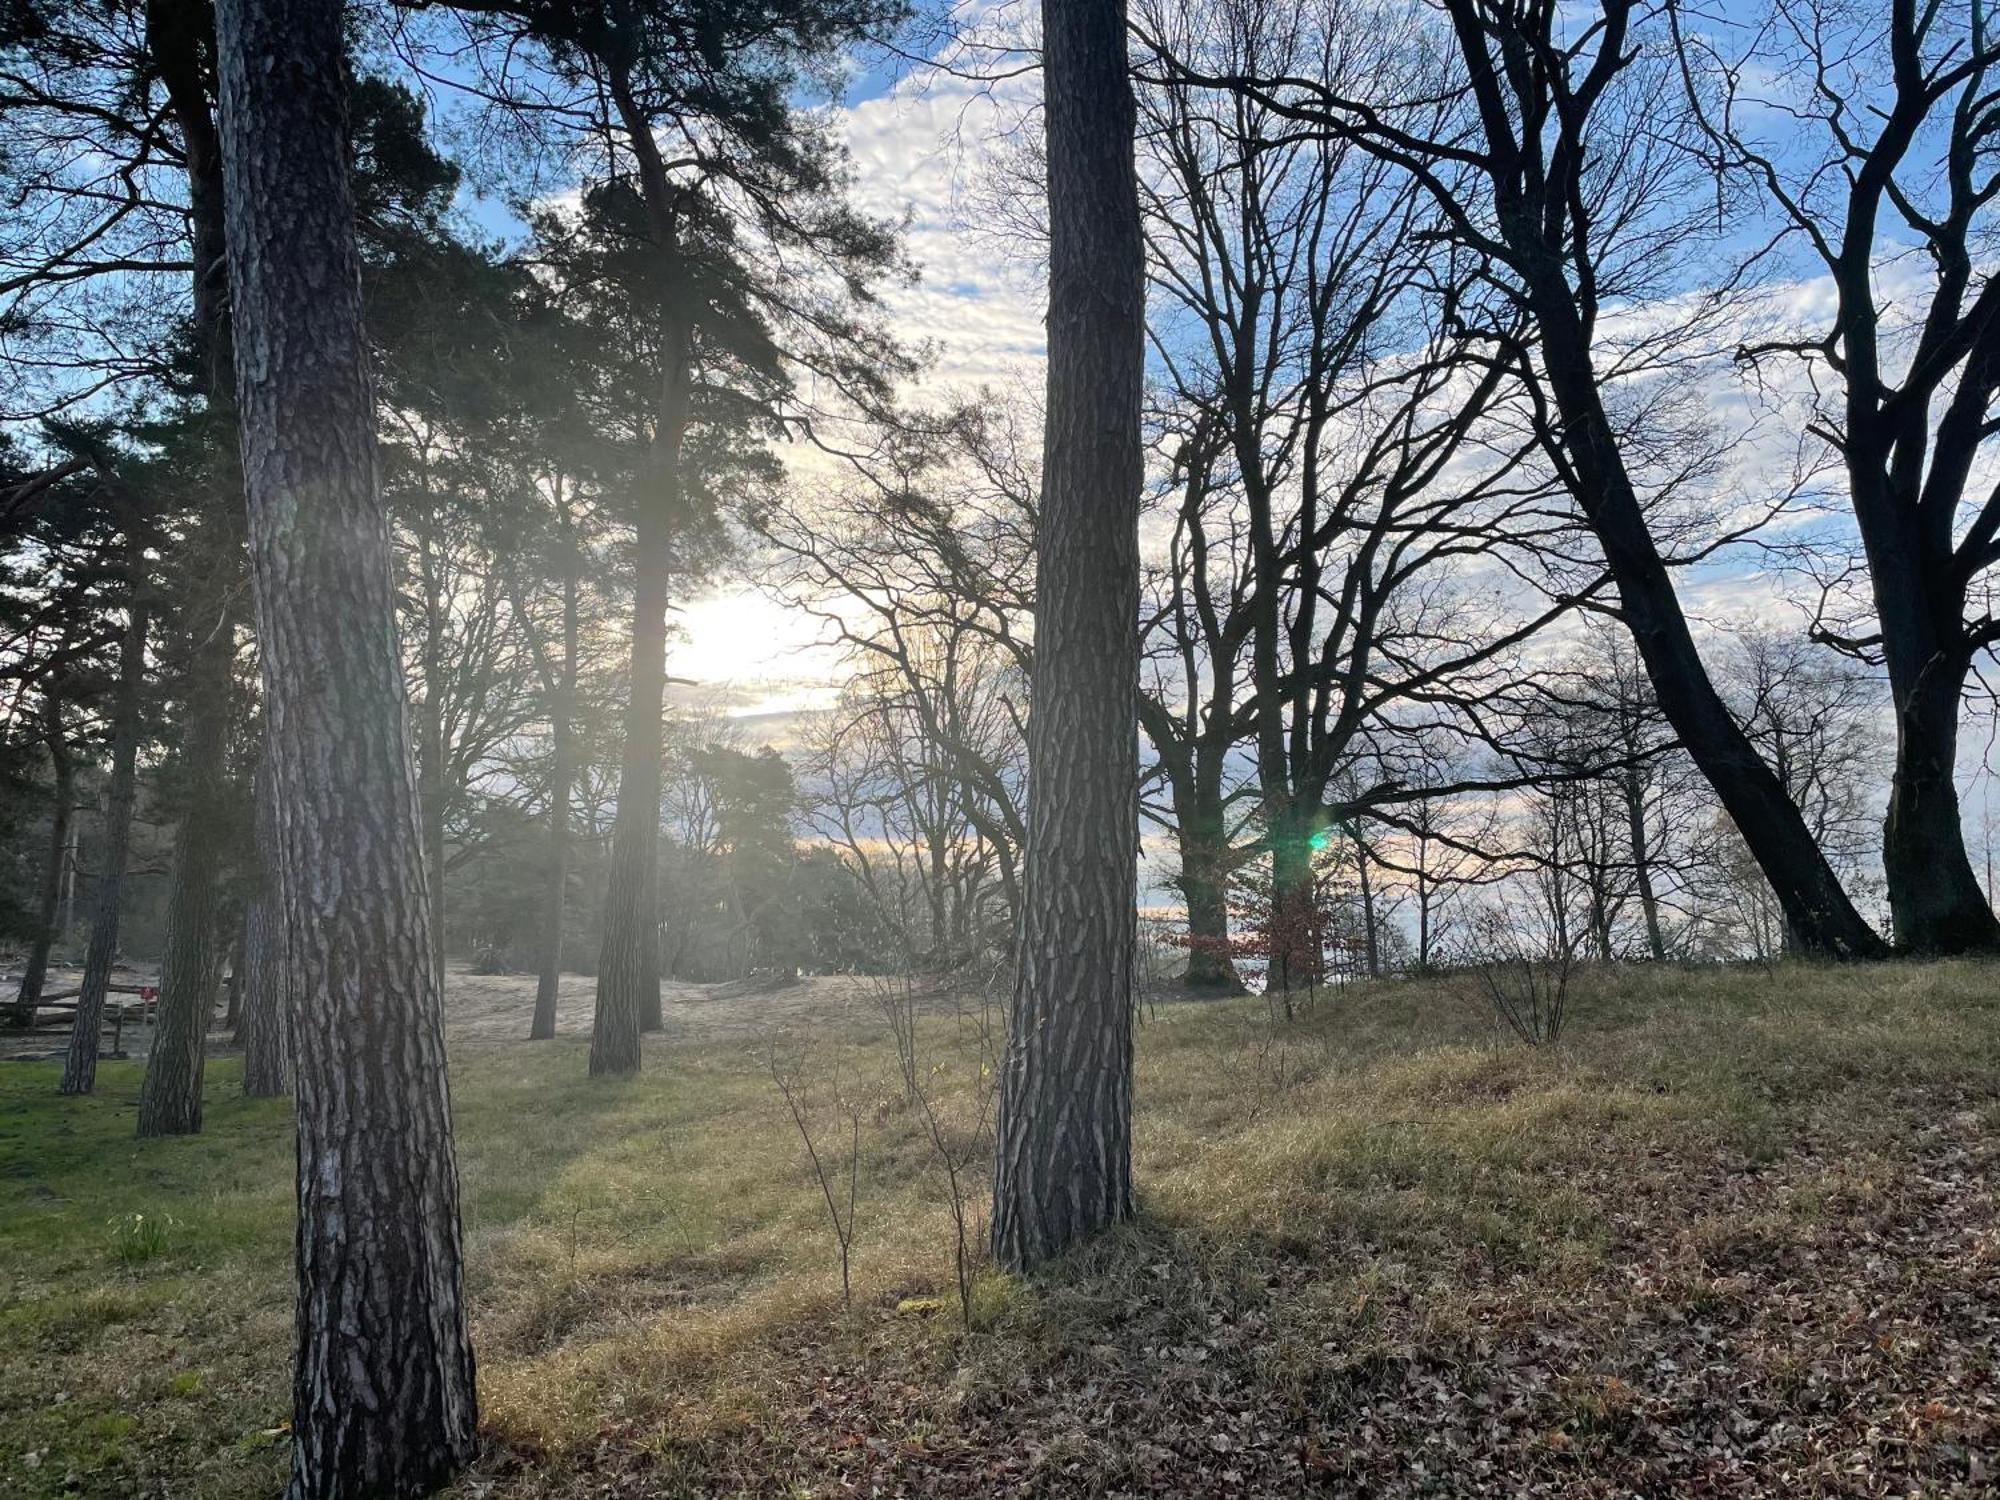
[{"xmin": 4, "ymin": 959, "xmax": 1999, "ymax": 1496}]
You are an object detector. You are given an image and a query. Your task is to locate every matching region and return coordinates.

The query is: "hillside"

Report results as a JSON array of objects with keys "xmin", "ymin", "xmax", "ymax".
[{"xmin": 2, "ymin": 962, "xmax": 1997, "ymax": 1497}]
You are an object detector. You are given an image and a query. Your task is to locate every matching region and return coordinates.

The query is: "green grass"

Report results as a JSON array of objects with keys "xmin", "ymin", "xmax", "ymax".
[{"xmin": 4, "ymin": 961, "xmax": 1999, "ymax": 1496}]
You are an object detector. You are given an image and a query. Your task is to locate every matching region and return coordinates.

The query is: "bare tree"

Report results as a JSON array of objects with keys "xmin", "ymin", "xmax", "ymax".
[
  {"xmin": 1134, "ymin": 0, "xmax": 1596, "ymax": 996},
  {"xmin": 1152, "ymin": 0, "xmax": 1886, "ymax": 958},
  {"xmin": 768, "ymin": 1040, "xmax": 863, "ymax": 1310},
  {"xmin": 764, "ymin": 402, "xmax": 1036, "ymax": 950},
  {"xmin": 1674, "ymin": 0, "xmax": 2000, "ymax": 953}
]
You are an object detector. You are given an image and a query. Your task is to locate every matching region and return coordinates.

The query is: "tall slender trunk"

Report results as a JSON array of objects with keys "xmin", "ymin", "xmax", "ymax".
[
  {"xmin": 1623, "ymin": 768, "xmax": 1666, "ymax": 961},
  {"xmin": 591, "ymin": 322, "xmax": 689, "ymax": 1075},
  {"xmin": 138, "ymin": 0, "xmax": 242, "ymax": 1136},
  {"xmin": 137, "ymin": 617, "xmax": 233, "ymax": 1138},
  {"xmin": 214, "ymin": 0, "xmax": 478, "ymax": 1486},
  {"xmin": 415, "ymin": 530, "xmax": 451, "ymax": 983},
  {"xmin": 240, "ymin": 752, "xmax": 291, "ymax": 1097},
  {"xmin": 990, "ymin": 0, "xmax": 1143, "ymax": 1272},
  {"xmin": 57, "ymin": 807, "xmax": 77, "ymax": 946},
  {"xmin": 417, "ymin": 702, "xmax": 447, "ymax": 965},
  {"xmin": 13, "ymin": 693, "xmax": 75, "ymax": 1026},
  {"xmin": 1354, "ymin": 824, "xmax": 1381, "ymax": 979},
  {"xmin": 530, "ymin": 566, "xmax": 578, "ymax": 1042},
  {"xmin": 224, "ymin": 918, "xmax": 245, "ymax": 1037},
  {"xmin": 63, "ymin": 592, "xmax": 149, "ymax": 1096}
]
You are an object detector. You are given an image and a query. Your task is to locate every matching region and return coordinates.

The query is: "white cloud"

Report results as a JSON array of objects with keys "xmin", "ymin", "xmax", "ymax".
[{"xmin": 683, "ymin": 26, "xmax": 1048, "ymax": 709}]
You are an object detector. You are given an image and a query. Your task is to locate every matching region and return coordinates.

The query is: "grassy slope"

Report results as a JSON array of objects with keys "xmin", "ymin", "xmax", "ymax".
[{"xmin": 2, "ymin": 963, "xmax": 1998, "ymax": 1497}]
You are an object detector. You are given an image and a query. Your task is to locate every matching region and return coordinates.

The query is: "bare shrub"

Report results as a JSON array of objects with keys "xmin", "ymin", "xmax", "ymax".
[
  {"xmin": 766, "ymin": 1041, "xmax": 863, "ymax": 1309},
  {"xmin": 869, "ymin": 971, "xmax": 995, "ymax": 1328},
  {"xmin": 1467, "ymin": 913, "xmax": 1577, "ymax": 1047}
]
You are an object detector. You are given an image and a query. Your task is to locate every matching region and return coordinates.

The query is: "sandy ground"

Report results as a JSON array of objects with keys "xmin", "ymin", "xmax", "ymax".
[{"xmin": 1, "ymin": 962, "xmax": 973, "ymax": 1063}]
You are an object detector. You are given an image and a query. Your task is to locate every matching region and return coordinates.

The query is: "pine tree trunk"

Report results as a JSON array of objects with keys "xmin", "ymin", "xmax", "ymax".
[
  {"xmin": 990, "ymin": 0, "xmax": 1143, "ymax": 1272},
  {"xmin": 13, "ymin": 694, "xmax": 74, "ymax": 1027},
  {"xmin": 213, "ymin": 0, "xmax": 478, "ymax": 1488},
  {"xmin": 63, "ymin": 593, "xmax": 149, "ymax": 1096},
  {"xmin": 530, "ymin": 570, "xmax": 578, "ymax": 1042},
  {"xmin": 591, "ymin": 324, "xmax": 689, "ymax": 1075},
  {"xmin": 137, "ymin": 619, "xmax": 232, "ymax": 1139},
  {"xmin": 240, "ymin": 752, "xmax": 291, "ymax": 1097},
  {"xmin": 137, "ymin": 0, "xmax": 240, "ymax": 1136}
]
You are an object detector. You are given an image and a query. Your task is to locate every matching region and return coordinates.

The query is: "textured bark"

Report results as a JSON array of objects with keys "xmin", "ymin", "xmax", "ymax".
[
  {"xmin": 1175, "ymin": 811, "xmax": 1242, "ymax": 993},
  {"xmin": 213, "ymin": 0, "xmax": 478, "ymax": 1489},
  {"xmin": 990, "ymin": 0, "xmax": 1143, "ymax": 1272},
  {"xmin": 137, "ymin": 619, "xmax": 232, "ymax": 1139},
  {"xmin": 1880, "ymin": 643, "xmax": 1994, "ymax": 952},
  {"xmin": 1266, "ymin": 833, "xmax": 1321, "ymax": 998},
  {"xmin": 62, "ymin": 593, "xmax": 149, "ymax": 1096},
  {"xmin": 591, "ymin": 322, "xmax": 689, "ymax": 1075},
  {"xmin": 240, "ymin": 753, "xmax": 291, "ymax": 1098},
  {"xmin": 13, "ymin": 693, "xmax": 75, "ymax": 1026},
  {"xmin": 530, "ymin": 563, "xmax": 578, "ymax": 1042}
]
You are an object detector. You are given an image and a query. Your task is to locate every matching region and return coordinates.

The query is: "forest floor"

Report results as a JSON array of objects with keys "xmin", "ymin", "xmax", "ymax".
[{"xmin": 2, "ymin": 960, "xmax": 1998, "ymax": 1497}]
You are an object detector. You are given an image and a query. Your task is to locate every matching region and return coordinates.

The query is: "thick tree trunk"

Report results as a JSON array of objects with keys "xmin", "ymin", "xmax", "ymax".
[
  {"xmin": 137, "ymin": 619, "xmax": 233, "ymax": 1138},
  {"xmin": 1516, "ymin": 257, "xmax": 1885, "ymax": 959},
  {"xmin": 990, "ymin": 0, "xmax": 1143, "ymax": 1273},
  {"xmin": 530, "ymin": 573, "xmax": 577, "ymax": 1041},
  {"xmin": 1266, "ymin": 829, "xmax": 1321, "ymax": 999},
  {"xmin": 1175, "ymin": 802, "xmax": 1242, "ymax": 994},
  {"xmin": 13, "ymin": 695, "xmax": 75, "ymax": 1027},
  {"xmin": 1881, "ymin": 645, "xmax": 1996, "ymax": 952},
  {"xmin": 591, "ymin": 326, "xmax": 689, "ymax": 1074},
  {"xmin": 213, "ymin": 0, "xmax": 478, "ymax": 1489},
  {"xmin": 62, "ymin": 594, "xmax": 149, "ymax": 1095},
  {"xmin": 240, "ymin": 753, "xmax": 291, "ymax": 1097}
]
